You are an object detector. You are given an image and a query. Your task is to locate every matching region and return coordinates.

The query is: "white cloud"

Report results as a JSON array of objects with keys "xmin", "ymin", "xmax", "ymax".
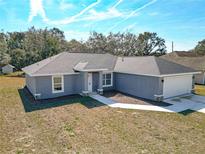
[
  {"xmin": 28, "ymin": 0, "xmax": 101, "ymax": 24},
  {"xmin": 27, "ymin": 0, "xmax": 155, "ymax": 28},
  {"xmin": 49, "ymin": 0, "xmax": 101, "ymax": 25},
  {"xmin": 111, "ymin": 0, "xmax": 123, "ymax": 9},
  {"xmin": 28, "ymin": 0, "xmax": 49, "ymax": 22},
  {"xmin": 59, "ymin": 0, "xmax": 74, "ymax": 10},
  {"xmin": 49, "ymin": 0, "xmax": 125, "ymax": 25},
  {"xmin": 74, "ymin": 0, "xmax": 125, "ymax": 23},
  {"xmin": 80, "ymin": 8, "xmax": 122, "ymax": 21},
  {"xmin": 107, "ymin": 0, "xmax": 158, "ymax": 32}
]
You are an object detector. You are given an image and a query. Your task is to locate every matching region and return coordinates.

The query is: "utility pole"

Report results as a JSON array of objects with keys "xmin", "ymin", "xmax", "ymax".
[{"xmin": 171, "ymin": 41, "xmax": 174, "ymax": 52}]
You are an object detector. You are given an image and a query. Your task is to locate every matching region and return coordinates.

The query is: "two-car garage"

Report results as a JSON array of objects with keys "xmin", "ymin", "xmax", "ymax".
[
  {"xmin": 162, "ymin": 74, "xmax": 193, "ymax": 99},
  {"xmin": 114, "ymin": 56, "xmax": 198, "ymax": 101}
]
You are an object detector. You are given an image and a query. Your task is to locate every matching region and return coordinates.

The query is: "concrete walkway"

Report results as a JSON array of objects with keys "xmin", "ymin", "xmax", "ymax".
[{"xmin": 90, "ymin": 94, "xmax": 205, "ymax": 113}]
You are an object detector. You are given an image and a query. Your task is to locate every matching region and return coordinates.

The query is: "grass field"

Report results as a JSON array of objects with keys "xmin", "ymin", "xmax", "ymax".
[
  {"xmin": 195, "ymin": 85, "xmax": 205, "ymax": 96},
  {"xmin": 0, "ymin": 76, "xmax": 205, "ymax": 154}
]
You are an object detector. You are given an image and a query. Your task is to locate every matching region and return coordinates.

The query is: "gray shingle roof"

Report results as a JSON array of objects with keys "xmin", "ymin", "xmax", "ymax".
[
  {"xmin": 114, "ymin": 56, "xmax": 197, "ymax": 76},
  {"xmin": 22, "ymin": 52, "xmax": 117, "ymax": 76},
  {"xmin": 162, "ymin": 53, "xmax": 205, "ymax": 71},
  {"xmin": 22, "ymin": 52, "xmax": 198, "ymax": 77}
]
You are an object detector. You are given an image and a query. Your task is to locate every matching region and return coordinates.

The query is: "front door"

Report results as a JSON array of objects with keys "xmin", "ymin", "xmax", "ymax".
[{"xmin": 88, "ymin": 73, "xmax": 92, "ymax": 92}]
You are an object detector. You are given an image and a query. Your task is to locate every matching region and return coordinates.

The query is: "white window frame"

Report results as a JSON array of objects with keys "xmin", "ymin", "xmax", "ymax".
[
  {"xmin": 102, "ymin": 72, "xmax": 113, "ymax": 87},
  {"xmin": 52, "ymin": 75, "xmax": 64, "ymax": 93}
]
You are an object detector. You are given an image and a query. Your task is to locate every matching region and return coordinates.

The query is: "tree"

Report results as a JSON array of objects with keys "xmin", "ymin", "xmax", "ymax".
[
  {"xmin": 85, "ymin": 31, "xmax": 166, "ymax": 56},
  {"xmin": 41, "ymin": 28, "xmax": 67, "ymax": 59},
  {"xmin": 0, "ymin": 47, "xmax": 11, "ymax": 66},
  {"xmin": 9, "ymin": 48, "xmax": 25, "ymax": 69},
  {"xmin": 194, "ymin": 39, "xmax": 205, "ymax": 55},
  {"xmin": 67, "ymin": 39, "xmax": 87, "ymax": 52},
  {"xmin": 136, "ymin": 32, "xmax": 166, "ymax": 56},
  {"xmin": 0, "ymin": 32, "xmax": 10, "ymax": 65},
  {"xmin": 86, "ymin": 32, "xmax": 107, "ymax": 53},
  {"xmin": 23, "ymin": 27, "xmax": 66, "ymax": 66},
  {"xmin": 7, "ymin": 32, "xmax": 25, "ymax": 50}
]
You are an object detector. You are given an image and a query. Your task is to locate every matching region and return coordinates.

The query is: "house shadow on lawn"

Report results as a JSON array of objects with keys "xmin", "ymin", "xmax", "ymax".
[
  {"xmin": 18, "ymin": 88, "xmax": 105, "ymax": 112},
  {"xmin": 179, "ymin": 109, "xmax": 197, "ymax": 116}
]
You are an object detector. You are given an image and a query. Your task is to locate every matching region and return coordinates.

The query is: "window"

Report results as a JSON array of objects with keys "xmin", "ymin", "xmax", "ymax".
[
  {"xmin": 52, "ymin": 76, "xmax": 64, "ymax": 93},
  {"xmin": 102, "ymin": 73, "xmax": 112, "ymax": 87}
]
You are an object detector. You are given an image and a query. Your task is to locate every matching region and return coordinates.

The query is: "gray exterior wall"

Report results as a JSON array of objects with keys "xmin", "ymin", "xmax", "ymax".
[
  {"xmin": 25, "ymin": 74, "xmax": 36, "ymax": 96},
  {"xmin": 35, "ymin": 74, "xmax": 82, "ymax": 99},
  {"xmin": 25, "ymin": 71, "xmax": 163, "ymax": 100},
  {"xmin": 194, "ymin": 72, "xmax": 205, "ymax": 85},
  {"xmin": 114, "ymin": 72, "xmax": 163, "ymax": 100}
]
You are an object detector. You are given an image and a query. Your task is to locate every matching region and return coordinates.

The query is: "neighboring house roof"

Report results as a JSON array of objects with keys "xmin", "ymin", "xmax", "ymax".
[
  {"xmin": 114, "ymin": 56, "xmax": 197, "ymax": 76},
  {"xmin": 2, "ymin": 64, "xmax": 15, "ymax": 69},
  {"xmin": 162, "ymin": 52, "xmax": 205, "ymax": 71},
  {"xmin": 22, "ymin": 52, "xmax": 117, "ymax": 76},
  {"xmin": 22, "ymin": 52, "xmax": 198, "ymax": 77},
  {"xmin": 170, "ymin": 51, "xmax": 200, "ymax": 57}
]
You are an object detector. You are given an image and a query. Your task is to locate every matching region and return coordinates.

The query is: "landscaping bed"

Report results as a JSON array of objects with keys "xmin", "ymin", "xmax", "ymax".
[{"xmin": 103, "ymin": 90, "xmax": 171, "ymax": 106}]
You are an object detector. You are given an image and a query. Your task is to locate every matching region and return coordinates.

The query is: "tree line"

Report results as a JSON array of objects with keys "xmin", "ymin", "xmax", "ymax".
[{"xmin": 0, "ymin": 27, "xmax": 204, "ymax": 69}]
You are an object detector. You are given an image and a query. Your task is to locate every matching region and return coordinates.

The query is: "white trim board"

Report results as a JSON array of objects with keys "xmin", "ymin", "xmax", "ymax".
[
  {"xmin": 25, "ymin": 72, "xmax": 80, "ymax": 77},
  {"xmin": 114, "ymin": 71, "xmax": 200, "ymax": 77}
]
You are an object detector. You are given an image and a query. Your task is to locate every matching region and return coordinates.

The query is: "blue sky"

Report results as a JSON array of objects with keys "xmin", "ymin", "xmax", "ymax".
[{"xmin": 1, "ymin": 0, "xmax": 205, "ymax": 51}]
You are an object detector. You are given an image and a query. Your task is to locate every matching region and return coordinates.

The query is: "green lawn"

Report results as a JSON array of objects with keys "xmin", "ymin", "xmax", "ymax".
[{"xmin": 0, "ymin": 76, "xmax": 205, "ymax": 154}]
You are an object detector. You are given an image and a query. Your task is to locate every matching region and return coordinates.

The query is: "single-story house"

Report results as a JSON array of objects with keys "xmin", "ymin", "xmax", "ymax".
[
  {"xmin": 162, "ymin": 51, "xmax": 205, "ymax": 85},
  {"xmin": 22, "ymin": 52, "xmax": 199, "ymax": 101},
  {"xmin": 1, "ymin": 64, "xmax": 15, "ymax": 74}
]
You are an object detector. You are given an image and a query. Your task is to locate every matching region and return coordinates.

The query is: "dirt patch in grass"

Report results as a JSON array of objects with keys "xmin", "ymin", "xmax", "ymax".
[
  {"xmin": 103, "ymin": 90, "xmax": 170, "ymax": 106},
  {"xmin": 1, "ymin": 76, "xmax": 205, "ymax": 154}
]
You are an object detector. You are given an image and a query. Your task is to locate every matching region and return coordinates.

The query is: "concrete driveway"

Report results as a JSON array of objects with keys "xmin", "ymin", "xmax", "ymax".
[
  {"xmin": 91, "ymin": 94, "xmax": 205, "ymax": 114},
  {"xmin": 164, "ymin": 94, "xmax": 205, "ymax": 113}
]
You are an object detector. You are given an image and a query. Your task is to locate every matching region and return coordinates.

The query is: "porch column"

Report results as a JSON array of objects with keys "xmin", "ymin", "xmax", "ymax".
[
  {"xmin": 96, "ymin": 71, "xmax": 103, "ymax": 95},
  {"xmin": 81, "ymin": 72, "xmax": 88, "ymax": 91},
  {"xmin": 98, "ymin": 72, "xmax": 103, "ymax": 89}
]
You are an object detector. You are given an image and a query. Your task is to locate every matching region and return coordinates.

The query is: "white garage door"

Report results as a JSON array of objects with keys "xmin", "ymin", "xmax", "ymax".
[{"xmin": 163, "ymin": 75, "xmax": 193, "ymax": 99}]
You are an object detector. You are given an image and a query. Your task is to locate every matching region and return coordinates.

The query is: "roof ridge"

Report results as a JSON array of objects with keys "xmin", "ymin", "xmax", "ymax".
[
  {"xmin": 68, "ymin": 52, "xmax": 109, "ymax": 55},
  {"xmin": 31, "ymin": 52, "xmax": 64, "ymax": 75},
  {"xmin": 118, "ymin": 56, "xmax": 154, "ymax": 58},
  {"xmin": 153, "ymin": 57, "xmax": 161, "ymax": 75}
]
